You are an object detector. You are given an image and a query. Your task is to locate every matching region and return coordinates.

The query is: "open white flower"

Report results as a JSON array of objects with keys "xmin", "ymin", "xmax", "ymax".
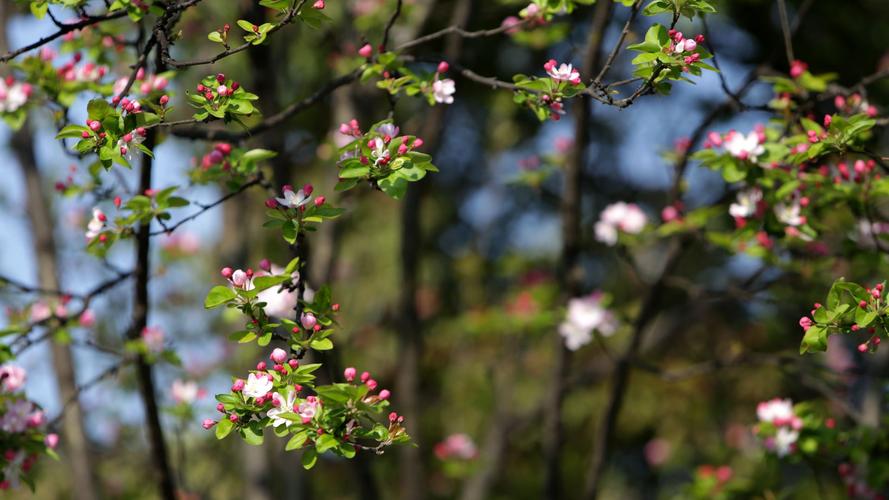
[
  {"xmin": 85, "ymin": 207, "xmax": 106, "ymax": 240},
  {"xmin": 558, "ymin": 293, "xmax": 619, "ymax": 351},
  {"xmin": 276, "ymin": 187, "xmax": 312, "ymax": 208},
  {"xmin": 171, "ymin": 379, "xmax": 199, "ymax": 404},
  {"xmin": 267, "ymin": 389, "xmax": 298, "ymax": 428},
  {"xmin": 243, "ymin": 373, "xmax": 273, "ymax": 399},
  {"xmin": 432, "ymin": 78, "xmax": 455, "ymax": 104},
  {"xmin": 774, "ymin": 201, "xmax": 804, "ymax": 226},
  {"xmin": 729, "ymin": 188, "xmax": 762, "ymax": 218},
  {"xmin": 0, "ymin": 80, "xmax": 30, "ymax": 112},
  {"xmin": 773, "ymin": 427, "xmax": 799, "ymax": 457},
  {"xmin": 595, "ymin": 202, "xmax": 647, "ymax": 246},
  {"xmin": 724, "ymin": 131, "xmax": 764, "ymax": 161},
  {"xmin": 546, "ymin": 62, "xmax": 581, "ymax": 84}
]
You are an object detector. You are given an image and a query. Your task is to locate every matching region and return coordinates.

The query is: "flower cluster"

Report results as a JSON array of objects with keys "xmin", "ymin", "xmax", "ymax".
[
  {"xmin": 203, "ymin": 354, "xmax": 408, "ymax": 468},
  {"xmin": 0, "ymin": 77, "xmax": 32, "ymax": 114},
  {"xmin": 754, "ymin": 398, "xmax": 801, "ymax": 457},
  {"xmin": 705, "ymin": 128, "xmax": 766, "ymax": 163},
  {"xmin": 558, "ymin": 292, "xmax": 619, "ymax": 351},
  {"xmin": 0, "ymin": 364, "xmax": 57, "ymax": 490},
  {"xmin": 335, "ymin": 120, "xmax": 437, "ymax": 199},
  {"xmin": 798, "ymin": 279, "xmax": 885, "ymax": 354},
  {"xmin": 594, "ymin": 202, "xmax": 648, "ymax": 246},
  {"xmin": 187, "ymin": 73, "xmax": 258, "ymax": 122},
  {"xmin": 264, "ymin": 184, "xmax": 343, "ymax": 244},
  {"xmin": 434, "ymin": 433, "xmax": 478, "ymax": 461}
]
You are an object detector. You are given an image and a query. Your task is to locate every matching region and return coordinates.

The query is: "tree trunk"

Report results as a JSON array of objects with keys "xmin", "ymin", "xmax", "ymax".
[{"xmin": 12, "ymin": 129, "xmax": 100, "ymax": 500}]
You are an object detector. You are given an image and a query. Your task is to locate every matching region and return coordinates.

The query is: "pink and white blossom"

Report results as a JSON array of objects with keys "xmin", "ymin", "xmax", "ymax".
[
  {"xmin": 729, "ymin": 188, "xmax": 763, "ymax": 219},
  {"xmin": 0, "ymin": 365, "xmax": 26, "ymax": 393},
  {"xmin": 267, "ymin": 389, "xmax": 297, "ymax": 427},
  {"xmin": 275, "ymin": 186, "xmax": 312, "ymax": 208},
  {"xmin": 432, "ymin": 78, "xmax": 455, "ymax": 104},
  {"xmin": 558, "ymin": 293, "xmax": 619, "ymax": 351},
  {"xmin": 297, "ymin": 395, "xmax": 321, "ymax": 424},
  {"xmin": 594, "ymin": 202, "xmax": 648, "ymax": 246},
  {"xmin": 434, "ymin": 433, "xmax": 478, "ymax": 460},
  {"xmin": 544, "ymin": 59, "xmax": 581, "ymax": 85},
  {"xmin": 141, "ymin": 326, "xmax": 165, "ymax": 354},
  {"xmin": 171, "ymin": 379, "xmax": 200, "ymax": 404},
  {"xmin": 724, "ymin": 131, "xmax": 765, "ymax": 161},
  {"xmin": 243, "ymin": 373, "xmax": 273, "ymax": 399},
  {"xmin": 85, "ymin": 207, "xmax": 106, "ymax": 240}
]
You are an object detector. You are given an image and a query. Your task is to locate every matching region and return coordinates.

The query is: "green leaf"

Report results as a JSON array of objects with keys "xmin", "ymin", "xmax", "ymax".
[
  {"xmin": 240, "ymin": 424, "xmax": 264, "ymax": 446},
  {"xmin": 286, "ymin": 431, "xmax": 309, "ymax": 451},
  {"xmin": 800, "ymin": 325, "xmax": 828, "ymax": 354},
  {"xmin": 297, "ymin": 7, "xmax": 331, "ymax": 29},
  {"xmin": 315, "ymin": 434, "xmax": 338, "ymax": 454},
  {"xmin": 302, "ymin": 448, "xmax": 317, "ymax": 469},
  {"xmin": 205, "ymin": 286, "xmax": 237, "ymax": 308},
  {"xmin": 215, "ymin": 418, "xmax": 234, "ymax": 439},
  {"xmin": 242, "ymin": 149, "xmax": 278, "ymax": 162},
  {"xmin": 56, "ymin": 125, "xmax": 90, "ymax": 139},
  {"xmin": 251, "ymin": 275, "xmax": 289, "ymax": 294},
  {"xmin": 309, "ymin": 338, "xmax": 333, "ymax": 351},
  {"xmin": 208, "ymin": 31, "xmax": 224, "ymax": 43},
  {"xmin": 377, "ymin": 174, "xmax": 408, "ymax": 199}
]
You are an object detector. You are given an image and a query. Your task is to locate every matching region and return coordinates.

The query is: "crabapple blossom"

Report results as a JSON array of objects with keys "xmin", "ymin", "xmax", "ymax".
[
  {"xmin": 594, "ymin": 202, "xmax": 648, "ymax": 246},
  {"xmin": 243, "ymin": 373, "xmax": 274, "ymax": 399},
  {"xmin": 544, "ymin": 59, "xmax": 581, "ymax": 85},
  {"xmin": 171, "ymin": 379, "xmax": 201, "ymax": 404},
  {"xmin": 300, "ymin": 312, "xmax": 317, "ymax": 330},
  {"xmin": 358, "ymin": 43, "xmax": 373, "ymax": 58},
  {"xmin": 298, "ymin": 395, "xmax": 321, "ymax": 424},
  {"xmin": 432, "ymin": 78, "xmax": 456, "ymax": 104},
  {"xmin": 728, "ymin": 188, "xmax": 763, "ymax": 219},
  {"xmin": 344, "ymin": 367, "xmax": 356, "ymax": 381},
  {"xmin": 275, "ymin": 186, "xmax": 312, "ymax": 208},
  {"xmin": 434, "ymin": 433, "xmax": 478, "ymax": 460},
  {"xmin": 0, "ymin": 365, "xmax": 26, "ymax": 393},
  {"xmin": 267, "ymin": 389, "xmax": 298, "ymax": 427},
  {"xmin": 723, "ymin": 131, "xmax": 765, "ymax": 161},
  {"xmin": 0, "ymin": 79, "xmax": 31, "ymax": 113},
  {"xmin": 756, "ymin": 398, "xmax": 799, "ymax": 427},
  {"xmin": 141, "ymin": 326, "xmax": 165, "ymax": 353},
  {"xmin": 202, "ymin": 419, "xmax": 216, "ymax": 429},
  {"xmin": 85, "ymin": 207, "xmax": 106, "ymax": 240},
  {"xmin": 772, "ymin": 427, "xmax": 800, "ymax": 457},
  {"xmin": 774, "ymin": 200, "xmax": 805, "ymax": 227},
  {"xmin": 558, "ymin": 292, "xmax": 619, "ymax": 351},
  {"xmin": 270, "ymin": 348, "xmax": 287, "ymax": 364}
]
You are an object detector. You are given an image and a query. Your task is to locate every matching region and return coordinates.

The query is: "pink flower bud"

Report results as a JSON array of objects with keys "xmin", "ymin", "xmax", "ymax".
[
  {"xmin": 360, "ymin": 371, "xmax": 370, "ymax": 383},
  {"xmin": 313, "ymin": 0, "xmax": 325, "ymax": 8},
  {"xmin": 270, "ymin": 348, "xmax": 287, "ymax": 364},
  {"xmin": 216, "ymin": 403, "xmax": 225, "ymax": 412},
  {"xmin": 314, "ymin": 196, "xmax": 325, "ymax": 207},
  {"xmin": 413, "ymin": 138, "xmax": 424, "ymax": 148},
  {"xmin": 379, "ymin": 389, "xmax": 390, "ymax": 400},
  {"xmin": 858, "ymin": 343, "xmax": 868, "ymax": 353},
  {"xmin": 358, "ymin": 44, "xmax": 373, "ymax": 58},
  {"xmin": 332, "ymin": 303, "xmax": 340, "ymax": 312},
  {"xmin": 229, "ymin": 414, "xmax": 238, "ymax": 422},
  {"xmin": 437, "ymin": 61, "xmax": 449, "ymax": 74},
  {"xmin": 302, "ymin": 183, "xmax": 314, "ymax": 196},
  {"xmin": 159, "ymin": 95, "xmax": 169, "ymax": 105},
  {"xmin": 389, "ymin": 412, "xmax": 398, "ymax": 422},
  {"xmin": 300, "ymin": 312, "xmax": 317, "ymax": 330},
  {"xmin": 344, "ymin": 367, "xmax": 356, "ymax": 382},
  {"xmin": 221, "ymin": 267, "xmax": 233, "ymax": 279},
  {"xmin": 366, "ymin": 379, "xmax": 378, "ymax": 391},
  {"xmin": 45, "ymin": 433, "xmax": 59, "ymax": 449},
  {"xmin": 202, "ymin": 419, "xmax": 216, "ymax": 429},
  {"xmin": 288, "ymin": 359, "xmax": 299, "ymax": 369},
  {"xmin": 256, "ymin": 361, "xmax": 267, "ymax": 371},
  {"xmin": 231, "ymin": 379, "xmax": 245, "ymax": 392},
  {"xmin": 265, "ymin": 198, "xmax": 278, "ymax": 208}
]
